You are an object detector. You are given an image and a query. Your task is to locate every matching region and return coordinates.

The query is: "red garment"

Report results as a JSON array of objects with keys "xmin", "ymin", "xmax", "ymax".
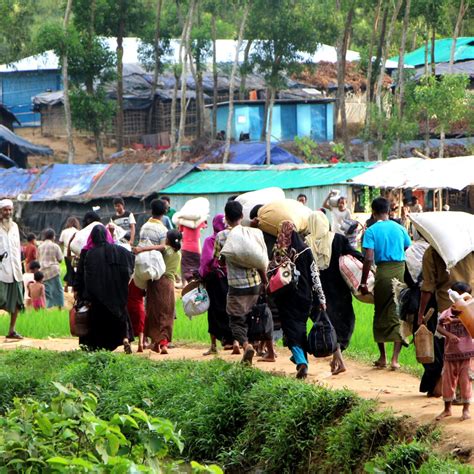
[
  {"xmin": 439, "ymin": 308, "xmax": 474, "ymax": 361},
  {"xmin": 127, "ymin": 280, "xmax": 146, "ymax": 335},
  {"xmin": 179, "ymin": 222, "xmax": 206, "ymax": 254},
  {"xmin": 24, "ymin": 243, "xmax": 38, "ymax": 267},
  {"xmin": 442, "ymin": 359, "xmax": 472, "ymax": 403}
]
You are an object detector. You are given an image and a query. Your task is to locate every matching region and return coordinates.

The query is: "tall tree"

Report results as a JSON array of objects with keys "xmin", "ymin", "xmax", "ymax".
[
  {"xmin": 223, "ymin": 0, "xmax": 251, "ymax": 163},
  {"xmin": 449, "ymin": 0, "xmax": 469, "ymax": 71},
  {"xmin": 62, "ymin": 0, "xmax": 75, "ymax": 164}
]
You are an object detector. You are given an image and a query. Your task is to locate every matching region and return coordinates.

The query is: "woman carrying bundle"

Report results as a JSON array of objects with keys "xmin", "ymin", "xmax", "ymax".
[
  {"xmin": 199, "ymin": 214, "xmax": 234, "ymax": 355},
  {"xmin": 269, "ymin": 221, "xmax": 326, "ymax": 379},
  {"xmin": 305, "ymin": 211, "xmax": 363, "ymax": 375}
]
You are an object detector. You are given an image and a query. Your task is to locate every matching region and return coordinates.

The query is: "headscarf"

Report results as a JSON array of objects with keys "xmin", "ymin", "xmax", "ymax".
[
  {"xmin": 268, "ymin": 220, "xmax": 296, "ymax": 271},
  {"xmin": 0, "ymin": 199, "xmax": 13, "ymax": 209},
  {"xmin": 83, "ymin": 224, "xmax": 114, "ymax": 251},
  {"xmin": 199, "ymin": 214, "xmax": 226, "ymax": 278},
  {"xmin": 305, "ymin": 211, "xmax": 334, "ymax": 271}
]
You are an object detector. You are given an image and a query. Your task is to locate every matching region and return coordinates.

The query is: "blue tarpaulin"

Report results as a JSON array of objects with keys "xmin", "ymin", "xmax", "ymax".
[
  {"xmin": 206, "ymin": 142, "xmax": 302, "ymax": 165},
  {"xmin": 0, "ymin": 167, "xmax": 40, "ymax": 199},
  {"xmin": 30, "ymin": 164, "xmax": 109, "ymax": 201},
  {"xmin": 0, "ymin": 153, "xmax": 17, "ymax": 168},
  {"xmin": 0, "ymin": 125, "xmax": 53, "ymax": 156}
]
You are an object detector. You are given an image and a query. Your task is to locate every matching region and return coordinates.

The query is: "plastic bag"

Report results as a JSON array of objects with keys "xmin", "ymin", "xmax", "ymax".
[
  {"xmin": 221, "ymin": 225, "xmax": 269, "ymax": 271},
  {"xmin": 182, "ymin": 286, "xmax": 210, "ymax": 319},
  {"xmin": 339, "ymin": 254, "xmax": 375, "ymax": 304},
  {"xmin": 134, "ymin": 249, "xmax": 166, "ymax": 282},
  {"xmin": 70, "ymin": 222, "xmax": 101, "ymax": 256}
]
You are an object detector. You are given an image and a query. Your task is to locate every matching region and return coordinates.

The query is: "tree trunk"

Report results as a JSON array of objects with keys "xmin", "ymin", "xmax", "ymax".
[
  {"xmin": 211, "ymin": 15, "xmax": 218, "ymax": 138},
  {"xmin": 170, "ymin": 67, "xmax": 179, "ymax": 150},
  {"xmin": 176, "ymin": 0, "xmax": 196, "ymax": 161},
  {"xmin": 62, "ymin": 0, "xmax": 74, "ymax": 164},
  {"xmin": 187, "ymin": 49, "xmax": 203, "ymax": 139},
  {"xmin": 336, "ymin": 4, "xmax": 355, "ymax": 161},
  {"xmin": 430, "ymin": 26, "xmax": 436, "ymax": 75},
  {"xmin": 116, "ymin": 21, "xmax": 125, "ymax": 151},
  {"xmin": 223, "ymin": 1, "xmax": 250, "ymax": 163},
  {"xmin": 439, "ymin": 125, "xmax": 445, "ymax": 158},
  {"xmin": 147, "ymin": 0, "xmax": 163, "ymax": 134},
  {"xmin": 395, "ymin": 0, "xmax": 411, "ymax": 158},
  {"xmin": 449, "ymin": 0, "xmax": 468, "ymax": 72},
  {"xmin": 260, "ymin": 89, "xmax": 270, "ymax": 141},
  {"xmin": 239, "ymin": 39, "xmax": 253, "ymax": 100},
  {"xmin": 424, "ymin": 33, "xmax": 430, "ymax": 156},
  {"xmin": 265, "ymin": 86, "xmax": 275, "ymax": 164},
  {"xmin": 370, "ymin": 3, "xmax": 389, "ymax": 102}
]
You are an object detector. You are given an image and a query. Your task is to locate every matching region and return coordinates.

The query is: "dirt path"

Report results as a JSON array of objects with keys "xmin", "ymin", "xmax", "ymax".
[{"xmin": 1, "ymin": 337, "xmax": 473, "ymax": 463}]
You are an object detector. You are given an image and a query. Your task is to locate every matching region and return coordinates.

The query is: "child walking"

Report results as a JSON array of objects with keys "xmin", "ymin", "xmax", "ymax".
[
  {"xmin": 28, "ymin": 271, "xmax": 46, "ymax": 311},
  {"xmin": 436, "ymin": 281, "xmax": 474, "ymax": 421}
]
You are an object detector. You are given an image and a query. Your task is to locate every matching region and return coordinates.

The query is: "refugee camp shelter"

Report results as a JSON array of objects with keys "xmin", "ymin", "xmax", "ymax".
[
  {"xmin": 0, "ymin": 162, "xmax": 194, "ymax": 235},
  {"xmin": 160, "ymin": 162, "xmax": 375, "ymax": 237},
  {"xmin": 212, "ymin": 99, "xmax": 335, "ymax": 142},
  {"xmin": 0, "ymin": 125, "xmax": 53, "ymax": 168},
  {"xmin": 0, "ymin": 104, "xmax": 20, "ymax": 131}
]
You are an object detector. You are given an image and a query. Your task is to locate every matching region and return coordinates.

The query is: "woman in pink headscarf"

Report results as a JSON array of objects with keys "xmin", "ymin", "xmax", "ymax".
[{"xmin": 199, "ymin": 214, "xmax": 233, "ymax": 355}]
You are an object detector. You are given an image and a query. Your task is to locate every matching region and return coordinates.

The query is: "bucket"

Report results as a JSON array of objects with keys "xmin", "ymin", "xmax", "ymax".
[
  {"xmin": 450, "ymin": 291, "xmax": 474, "ymax": 338},
  {"xmin": 414, "ymin": 324, "xmax": 434, "ymax": 364}
]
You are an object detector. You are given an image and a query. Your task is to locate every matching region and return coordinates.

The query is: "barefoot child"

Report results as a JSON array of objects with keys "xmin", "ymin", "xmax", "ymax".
[
  {"xmin": 436, "ymin": 282, "xmax": 473, "ymax": 421},
  {"xmin": 28, "ymin": 271, "xmax": 46, "ymax": 311}
]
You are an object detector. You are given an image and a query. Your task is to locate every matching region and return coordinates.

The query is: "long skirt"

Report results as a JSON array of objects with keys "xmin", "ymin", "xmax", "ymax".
[
  {"xmin": 64, "ymin": 257, "xmax": 76, "ymax": 287},
  {"xmin": 276, "ymin": 295, "xmax": 312, "ymax": 350},
  {"xmin": 181, "ymin": 250, "xmax": 201, "ymax": 281},
  {"xmin": 79, "ymin": 300, "xmax": 133, "ymax": 351},
  {"xmin": 127, "ymin": 280, "xmax": 146, "ymax": 336},
  {"xmin": 204, "ymin": 272, "xmax": 233, "ymax": 345},
  {"xmin": 44, "ymin": 274, "xmax": 65, "ymax": 308},
  {"xmin": 145, "ymin": 276, "xmax": 175, "ymax": 344},
  {"xmin": 0, "ymin": 280, "xmax": 24, "ymax": 313},
  {"xmin": 373, "ymin": 262, "xmax": 404, "ymax": 343}
]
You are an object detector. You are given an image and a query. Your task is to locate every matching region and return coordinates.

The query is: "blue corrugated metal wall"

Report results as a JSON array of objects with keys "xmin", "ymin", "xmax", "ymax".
[{"xmin": 0, "ymin": 71, "xmax": 61, "ymax": 127}]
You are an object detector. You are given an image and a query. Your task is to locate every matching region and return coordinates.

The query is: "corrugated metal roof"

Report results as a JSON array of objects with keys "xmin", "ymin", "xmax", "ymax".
[{"xmin": 161, "ymin": 162, "xmax": 376, "ymax": 194}]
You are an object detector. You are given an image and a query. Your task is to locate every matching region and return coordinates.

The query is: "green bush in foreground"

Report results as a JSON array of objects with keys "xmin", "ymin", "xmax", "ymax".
[{"xmin": 0, "ymin": 350, "xmax": 471, "ymax": 474}]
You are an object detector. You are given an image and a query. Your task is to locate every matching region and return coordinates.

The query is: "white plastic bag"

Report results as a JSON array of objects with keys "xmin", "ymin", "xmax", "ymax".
[
  {"xmin": 70, "ymin": 222, "xmax": 101, "ymax": 256},
  {"xmin": 221, "ymin": 225, "xmax": 269, "ymax": 271},
  {"xmin": 236, "ymin": 187, "xmax": 285, "ymax": 226},
  {"xmin": 339, "ymin": 254, "xmax": 375, "ymax": 304},
  {"xmin": 134, "ymin": 249, "xmax": 166, "ymax": 282},
  {"xmin": 409, "ymin": 211, "xmax": 474, "ymax": 269},
  {"xmin": 182, "ymin": 286, "xmax": 210, "ymax": 319},
  {"xmin": 173, "ymin": 197, "xmax": 210, "ymax": 225}
]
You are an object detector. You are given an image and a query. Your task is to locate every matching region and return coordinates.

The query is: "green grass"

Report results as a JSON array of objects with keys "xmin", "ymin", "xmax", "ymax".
[{"xmin": 0, "ymin": 298, "xmax": 420, "ymax": 372}]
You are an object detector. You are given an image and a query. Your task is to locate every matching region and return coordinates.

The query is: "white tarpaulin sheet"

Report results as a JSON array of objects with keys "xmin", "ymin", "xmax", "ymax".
[{"xmin": 353, "ymin": 156, "xmax": 474, "ymax": 190}]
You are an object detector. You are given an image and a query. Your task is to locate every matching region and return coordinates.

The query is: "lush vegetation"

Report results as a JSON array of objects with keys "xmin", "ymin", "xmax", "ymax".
[
  {"xmin": 0, "ymin": 298, "xmax": 422, "ymax": 373},
  {"xmin": 0, "ymin": 350, "xmax": 471, "ymax": 473}
]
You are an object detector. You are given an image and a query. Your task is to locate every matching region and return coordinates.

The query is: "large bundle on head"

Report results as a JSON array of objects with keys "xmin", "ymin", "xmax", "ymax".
[
  {"xmin": 257, "ymin": 199, "xmax": 312, "ymax": 236},
  {"xmin": 172, "ymin": 197, "xmax": 210, "ymax": 229},
  {"xmin": 70, "ymin": 222, "xmax": 101, "ymax": 256},
  {"xmin": 236, "ymin": 187, "xmax": 286, "ymax": 226},
  {"xmin": 409, "ymin": 211, "xmax": 474, "ymax": 269},
  {"xmin": 221, "ymin": 225, "xmax": 269, "ymax": 271}
]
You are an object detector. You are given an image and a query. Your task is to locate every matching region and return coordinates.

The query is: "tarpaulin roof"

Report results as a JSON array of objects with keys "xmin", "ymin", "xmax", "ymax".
[
  {"xmin": 413, "ymin": 60, "xmax": 474, "ymax": 79},
  {"xmin": 352, "ymin": 156, "xmax": 474, "ymax": 190},
  {"xmin": 0, "ymin": 153, "xmax": 18, "ymax": 168},
  {"xmin": 203, "ymin": 143, "xmax": 303, "ymax": 166},
  {"xmin": 161, "ymin": 162, "xmax": 376, "ymax": 194},
  {"xmin": 0, "ymin": 125, "xmax": 53, "ymax": 156},
  {"xmin": 391, "ymin": 37, "xmax": 474, "ymax": 67},
  {"xmin": 0, "ymin": 167, "xmax": 40, "ymax": 198}
]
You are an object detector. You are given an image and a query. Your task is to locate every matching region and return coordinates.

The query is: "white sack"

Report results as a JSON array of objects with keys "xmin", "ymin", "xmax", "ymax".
[
  {"xmin": 134, "ymin": 249, "xmax": 166, "ymax": 282},
  {"xmin": 257, "ymin": 199, "xmax": 312, "ymax": 236},
  {"xmin": 173, "ymin": 197, "xmax": 210, "ymax": 224},
  {"xmin": 175, "ymin": 216, "xmax": 207, "ymax": 229},
  {"xmin": 182, "ymin": 286, "xmax": 210, "ymax": 319},
  {"xmin": 70, "ymin": 222, "xmax": 102, "ymax": 256},
  {"xmin": 236, "ymin": 187, "xmax": 285, "ymax": 226},
  {"xmin": 221, "ymin": 225, "xmax": 269, "ymax": 271},
  {"xmin": 405, "ymin": 240, "xmax": 430, "ymax": 283},
  {"xmin": 409, "ymin": 211, "xmax": 474, "ymax": 269},
  {"xmin": 339, "ymin": 254, "xmax": 375, "ymax": 304}
]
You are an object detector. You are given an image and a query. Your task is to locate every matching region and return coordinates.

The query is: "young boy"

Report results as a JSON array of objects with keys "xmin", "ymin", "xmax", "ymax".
[
  {"xmin": 28, "ymin": 271, "xmax": 46, "ymax": 311},
  {"xmin": 112, "ymin": 197, "xmax": 136, "ymax": 244},
  {"xmin": 23, "ymin": 260, "xmax": 41, "ymax": 307},
  {"xmin": 214, "ymin": 201, "xmax": 267, "ymax": 365},
  {"xmin": 24, "ymin": 233, "xmax": 38, "ymax": 269},
  {"xmin": 436, "ymin": 281, "xmax": 473, "ymax": 421}
]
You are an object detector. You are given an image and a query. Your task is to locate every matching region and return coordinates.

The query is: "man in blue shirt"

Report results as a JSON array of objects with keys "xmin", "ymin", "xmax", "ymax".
[{"xmin": 360, "ymin": 197, "xmax": 411, "ymax": 370}]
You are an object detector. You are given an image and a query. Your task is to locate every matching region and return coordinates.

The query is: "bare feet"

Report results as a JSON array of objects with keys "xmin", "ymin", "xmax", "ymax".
[
  {"xmin": 373, "ymin": 359, "xmax": 387, "ymax": 369},
  {"xmin": 232, "ymin": 342, "xmax": 241, "ymax": 355},
  {"xmin": 436, "ymin": 410, "xmax": 452, "ymax": 421},
  {"xmin": 332, "ymin": 363, "xmax": 347, "ymax": 375},
  {"xmin": 203, "ymin": 347, "xmax": 217, "ymax": 356},
  {"xmin": 137, "ymin": 345, "xmax": 144, "ymax": 353},
  {"xmin": 390, "ymin": 363, "xmax": 401, "ymax": 371},
  {"xmin": 257, "ymin": 354, "xmax": 276, "ymax": 363},
  {"xmin": 296, "ymin": 364, "xmax": 308, "ymax": 379},
  {"xmin": 223, "ymin": 344, "xmax": 233, "ymax": 351},
  {"xmin": 241, "ymin": 345, "xmax": 255, "ymax": 365},
  {"xmin": 123, "ymin": 340, "xmax": 132, "ymax": 354},
  {"xmin": 160, "ymin": 345, "xmax": 168, "ymax": 355},
  {"xmin": 461, "ymin": 410, "xmax": 471, "ymax": 421}
]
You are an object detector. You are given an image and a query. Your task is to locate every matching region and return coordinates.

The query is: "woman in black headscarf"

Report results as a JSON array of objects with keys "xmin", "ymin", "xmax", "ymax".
[{"xmin": 74, "ymin": 225, "xmax": 135, "ymax": 352}]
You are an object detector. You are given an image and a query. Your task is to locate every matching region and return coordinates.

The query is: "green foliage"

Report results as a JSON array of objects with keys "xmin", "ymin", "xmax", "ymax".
[
  {"xmin": 294, "ymin": 136, "xmax": 319, "ymax": 163},
  {"xmin": 331, "ymin": 142, "xmax": 345, "ymax": 158},
  {"xmin": 0, "ymin": 382, "xmax": 185, "ymax": 473}
]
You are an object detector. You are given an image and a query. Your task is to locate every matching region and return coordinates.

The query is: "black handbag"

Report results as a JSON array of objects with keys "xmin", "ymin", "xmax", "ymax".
[
  {"xmin": 247, "ymin": 299, "xmax": 273, "ymax": 342},
  {"xmin": 307, "ymin": 310, "xmax": 338, "ymax": 358}
]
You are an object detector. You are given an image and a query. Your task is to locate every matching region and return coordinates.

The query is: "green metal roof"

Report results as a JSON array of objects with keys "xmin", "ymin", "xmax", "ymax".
[
  {"xmin": 390, "ymin": 37, "xmax": 474, "ymax": 67},
  {"xmin": 161, "ymin": 162, "xmax": 376, "ymax": 195}
]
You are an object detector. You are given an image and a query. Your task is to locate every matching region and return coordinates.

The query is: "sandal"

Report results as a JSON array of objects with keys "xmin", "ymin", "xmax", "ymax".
[
  {"xmin": 123, "ymin": 340, "xmax": 132, "ymax": 355},
  {"xmin": 296, "ymin": 364, "xmax": 308, "ymax": 379},
  {"xmin": 241, "ymin": 346, "xmax": 255, "ymax": 365},
  {"xmin": 6, "ymin": 332, "xmax": 23, "ymax": 340}
]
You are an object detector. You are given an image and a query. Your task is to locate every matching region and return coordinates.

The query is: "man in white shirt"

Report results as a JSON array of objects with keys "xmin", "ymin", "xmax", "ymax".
[
  {"xmin": 0, "ymin": 199, "xmax": 24, "ymax": 339},
  {"xmin": 323, "ymin": 192, "xmax": 352, "ymax": 235}
]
